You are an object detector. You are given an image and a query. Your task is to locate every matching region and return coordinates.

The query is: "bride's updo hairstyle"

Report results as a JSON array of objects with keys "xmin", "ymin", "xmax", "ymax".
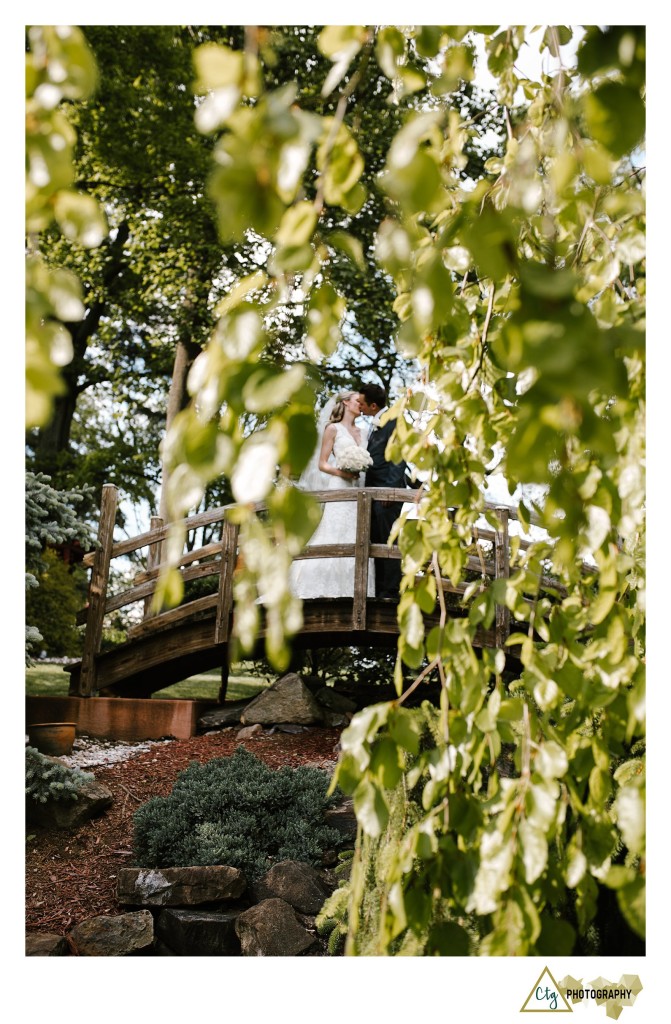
[{"xmin": 328, "ymin": 391, "xmax": 357, "ymax": 424}]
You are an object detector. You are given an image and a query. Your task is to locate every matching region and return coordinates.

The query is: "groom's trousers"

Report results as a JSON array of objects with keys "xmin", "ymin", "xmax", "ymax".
[{"xmin": 370, "ymin": 500, "xmax": 403, "ymax": 598}]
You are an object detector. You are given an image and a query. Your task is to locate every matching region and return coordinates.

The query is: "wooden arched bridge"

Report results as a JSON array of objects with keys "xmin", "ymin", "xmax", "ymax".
[{"xmin": 67, "ymin": 484, "xmax": 530, "ymax": 701}]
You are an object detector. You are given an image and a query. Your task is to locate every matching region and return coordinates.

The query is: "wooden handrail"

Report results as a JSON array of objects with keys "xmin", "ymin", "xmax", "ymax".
[{"xmin": 81, "ymin": 489, "xmax": 540, "ymax": 568}]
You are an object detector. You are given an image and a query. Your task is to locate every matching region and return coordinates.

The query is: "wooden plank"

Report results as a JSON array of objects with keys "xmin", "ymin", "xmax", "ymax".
[
  {"xmin": 133, "ymin": 541, "xmax": 222, "ymax": 584},
  {"xmin": 92, "ymin": 620, "xmax": 223, "ymax": 689},
  {"xmin": 353, "ymin": 491, "xmax": 372, "ymax": 630},
  {"xmin": 128, "ymin": 593, "xmax": 219, "ymax": 639},
  {"xmin": 215, "ymin": 521, "xmax": 239, "ymax": 644},
  {"xmin": 143, "ymin": 516, "xmax": 164, "ymax": 618},
  {"xmin": 79, "ymin": 484, "xmax": 118, "ymax": 696},
  {"xmin": 105, "ymin": 560, "xmax": 221, "ymax": 616},
  {"xmin": 83, "ymin": 506, "xmax": 230, "ymax": 566},
  {"xmin": 495, "ymin": 506, "xmax": 511, "ymax": 647}
]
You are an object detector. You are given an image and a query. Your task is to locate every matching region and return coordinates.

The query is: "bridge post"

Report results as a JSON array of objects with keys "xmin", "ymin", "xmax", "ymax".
[
  {"xmin": 215, "ymin": 520, "xmax": 239, "ymax": 645},
  {"xmin": 143, "ymin": 516, "xmax": 164, "ymax": 619},
  {"xmin": 79, "ymin": 483, "xmax": 118, "ymax": 696},
  {"xmin": 353, "ymin": 491, "xmax": 372, "ymax": 630},
  {"xmin": 494, "ymin": 505, "xmax": 511, "ymax": 648}
]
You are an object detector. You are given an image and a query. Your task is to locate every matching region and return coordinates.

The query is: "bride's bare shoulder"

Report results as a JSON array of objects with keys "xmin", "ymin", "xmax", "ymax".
[{"xmin": 321, "ymin": 422, "xmax": 337, "ymax": 444}]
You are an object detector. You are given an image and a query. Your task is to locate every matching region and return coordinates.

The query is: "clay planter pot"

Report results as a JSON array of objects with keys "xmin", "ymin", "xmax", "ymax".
[{"xmin": 28, "ymin": 722, "xmax": 77, "ymax": 757}]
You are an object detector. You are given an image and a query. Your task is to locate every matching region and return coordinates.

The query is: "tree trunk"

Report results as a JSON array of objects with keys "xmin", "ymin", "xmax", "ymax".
[
  {"xmin": 33, "ymin": 378, "xmax": 79, "ymax": 463},
  {"xmin": 33, "ymin": 221, "xmax": 131, "ymax": 468},
  {"xmin": 158, "ymin": 338, "xmax": 198, "ymax": 523}
]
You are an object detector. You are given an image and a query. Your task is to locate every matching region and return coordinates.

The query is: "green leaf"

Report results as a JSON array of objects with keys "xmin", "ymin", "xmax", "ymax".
[
  {"xmin": 318, "ymin": 25, "xmax": 366, "ymax": 60},
  {"xmin": 276, "ymin": 201, "xmax": 318, "ymax": 247},
  {"xmin": 340, "ymin": 703, "xmax": 391, "ymax": 769},
  {"xmin": 353, "ymin": 777, "xmax": 389, "ymax": 837},
  {"xmin": 582, "ymin": 82, "xmax": 645, "ymax": 158},
  {"xmin": 427, "ymin": 921, "xmax": 471, "ymax": 956},
  {"xmin": 153, "ymin": 566, "xmax": 184, "ymax": 611},
  {"xmin": 519, "ymin": 820, "xmax": 548, "ymax": 883},
  {"xmin": 535, "ymin": 741, "xmax": 568, "ymax": 779},
  {"xmin": 193, "ymin": 43, "xmax": 244, "ymax": 91},
  {"xmin": 268, "ymin": 484, "xmax": 321, "ymax": 547},
  {"xmin": 53, "ymin": 191, "xmax": 107, "ymax": 248},
  {"xmin": 541, "ymin": 26, "xmax": 573, "ymax": 58},
  {"xmin": 616, "ymin": 875, "xmax": 645, "ymax": 939},
  {"xmin": 216, "ymin": 271, "xmax": 268, "ymax": 315},
  {"xmin": 242, "ymin": 364, "xmax": 306, "ymax": 414},
  {"xmin": 388, "ymin": 707, "xmax": 422, "ymax": 755},
  {"xmin": 381, "ymin": 149, "xmax": 443, "ymax": 215},
  {"xmin": 400, "ymin": 601, "xmax": 424, "ymax": 649},
  {"xmin": 284, "ymin": 411, "xmax": 319, "ymax": 475},
  {"xmin": 369, "ymin": 737, "xmax": 403, "ymax": 789},
  {"xmin": 375, "ymin": 26, "xmax": 406, "ymax": 80},
  {"xmin": 613, "ymin": 757, "xmax": 645, "ymax": 786},
  {"xmin": 461, "ymin": 202, "xmax": 518, "ymax": 281},
  {"xmin": 518, "ymin": 262, "xmax": 576, "ymax": 299},
  {"xmin": 536, "ymin": 915, "xmax": 576, "ymax": 955},
  {"xmin": 317, "ymin": 120, "xmax": 365, "ymax": 205},
  {"xmin": 613, "ymin": 786, "xmax": 645, "ymax": 855},
  {"xmin": 327, "ymin": 230, "xmax": 366, "ymax": 269}
]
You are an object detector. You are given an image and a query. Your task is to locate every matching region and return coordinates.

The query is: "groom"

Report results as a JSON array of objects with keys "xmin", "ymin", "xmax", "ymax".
[{"xmin": 358, "ymin": 383, "xmax": 413, "ymax": 599}]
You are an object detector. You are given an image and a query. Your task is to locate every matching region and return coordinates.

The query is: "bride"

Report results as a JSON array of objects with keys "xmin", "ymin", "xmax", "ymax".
[{"xmin": 290, "ymin": 391, "xmax": 375, "ymax": 599}]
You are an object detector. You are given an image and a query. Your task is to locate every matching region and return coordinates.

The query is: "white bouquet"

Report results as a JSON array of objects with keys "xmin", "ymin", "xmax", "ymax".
[{"xmin": 336, "ymin": 445, "xmax": 373, "ymax": 474}]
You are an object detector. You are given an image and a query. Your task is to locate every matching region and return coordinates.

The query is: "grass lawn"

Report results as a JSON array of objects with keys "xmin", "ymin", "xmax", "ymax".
[{"xmin": 26, "ymin": 663, "xmax": 269, "ymax": 702}]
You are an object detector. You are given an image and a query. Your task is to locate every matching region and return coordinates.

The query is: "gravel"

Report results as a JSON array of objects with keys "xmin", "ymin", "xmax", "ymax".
[{"xmin": 60, "ymin": 734, "xmax": 175, "ymax": 770}]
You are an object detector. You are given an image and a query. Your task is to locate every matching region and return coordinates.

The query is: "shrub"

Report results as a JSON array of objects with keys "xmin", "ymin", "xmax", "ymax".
[
  {"xmin": 26, "ymin": 746, "xmax": 94, "ymax": 804},
  {"xmin": 24, "ymin": 549, "xmax": 87, "ymax": 656},
  {"xmin": 132, "ymin": 746, "xmax": 341, "ymax": 880}
]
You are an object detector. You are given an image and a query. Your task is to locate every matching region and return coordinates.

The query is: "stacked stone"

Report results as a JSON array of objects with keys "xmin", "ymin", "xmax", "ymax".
[{"xmin": 27, "ymin": 857, "xmax": 358, "ymax": 956}]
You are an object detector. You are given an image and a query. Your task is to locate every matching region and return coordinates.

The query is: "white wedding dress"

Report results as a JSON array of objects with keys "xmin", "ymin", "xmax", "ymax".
[{"xmin": 290, "ymin": 422, "xmax": 375, "ymax": 599}]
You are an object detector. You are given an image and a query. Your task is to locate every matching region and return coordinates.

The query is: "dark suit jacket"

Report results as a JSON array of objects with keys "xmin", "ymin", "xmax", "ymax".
[{"xmin": 365, "ymin": 414, "xmax": 410, "ymax": 489}]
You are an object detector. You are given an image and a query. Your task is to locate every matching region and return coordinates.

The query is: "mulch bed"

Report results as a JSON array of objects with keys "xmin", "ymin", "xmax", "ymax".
[{"xmin": 26, "ymin": 726, "xmax": 342, "ymax": 936}]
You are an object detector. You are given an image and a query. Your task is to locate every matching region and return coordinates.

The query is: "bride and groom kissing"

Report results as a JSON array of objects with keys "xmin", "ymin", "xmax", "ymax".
[{"xmin": 290, "ymin": 382, "xmax": 416, "ymax": 602}]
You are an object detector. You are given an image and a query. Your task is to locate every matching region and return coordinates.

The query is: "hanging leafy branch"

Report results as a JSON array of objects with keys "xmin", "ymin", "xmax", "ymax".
[
  {"xmin": 26, "ymin": 26, "xmax": 107, "ymax": 429},
  {"xmin": 154, "ymin": 24, "xmax": 645, "ymax": 955}
]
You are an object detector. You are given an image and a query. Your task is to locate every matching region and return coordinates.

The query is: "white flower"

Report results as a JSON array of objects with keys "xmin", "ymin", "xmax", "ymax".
[{"xmin": 335, "ymin": 445, "xmax": 373, "ymax": 473}]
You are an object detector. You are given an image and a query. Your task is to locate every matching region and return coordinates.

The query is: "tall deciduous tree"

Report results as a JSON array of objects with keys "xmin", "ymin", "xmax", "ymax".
[{"xmin": 29, "ymin": 25, "xmax": 497, "ymax": 522}]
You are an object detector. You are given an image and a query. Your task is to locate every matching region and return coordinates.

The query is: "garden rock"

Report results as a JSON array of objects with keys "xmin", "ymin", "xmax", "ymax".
[
  {"xmin": 69, "ymin": 910, "xmax": 154, "ymax": 956},
  {"xmin": 314, "ymin": 687, "xmax": 357, "ymax": 714},
  {"xmin": 324, "ymin": 798, "xmax": 358, "ymax": 842},
  {"xmin": 197, "ymin": 699, "xmax": 252, "ymax": 730},
  {"xmin": 319, "ymin": 708, "xmax": 349, "ymax": 727},
  {"xmin": 25, "ymin": 932, "xmax": 69, "ymax": 956},
  {"xmin": 26, "ymin": 779, "xmax": 113, "ymax": 830},
  {"xmin": 241, "ymin": 673, "xmax": 323, "ymax": 726},
  {"xmin": 252, "ymin": 860, "xmax": 330, "ymax": 915},
  {"xmin": 117, "ymin": 865, "xmax": 246, "ymax": 907},
  {"xmin": 236, "ymin": 723, "xmax": 264, "ymax": 740},
  {"xmin": 235, "ymin": 898, "xmax": 317, "ymax": 956},
  {"xmin": 156, "ymin": 908, "xmax": 242, "ymax": 956}
]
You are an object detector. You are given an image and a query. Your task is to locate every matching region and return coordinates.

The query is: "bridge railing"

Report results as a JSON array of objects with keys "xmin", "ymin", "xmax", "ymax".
[{"xmin": 76, "ymin": 484, "xmax": 535, "ymax": 695}]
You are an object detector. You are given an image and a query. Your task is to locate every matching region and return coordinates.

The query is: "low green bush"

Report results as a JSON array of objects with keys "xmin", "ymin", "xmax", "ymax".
[
  {"xmin": 25, "ymin": 746, "xmax": 94, "ymax": 804},
  {"xmin": 132, "ymin": 746, "xmax": 341, "ymax": 880},
  {"xmin": 24, "ymin": 549, "xmax": 87, "ymax": 657}
]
